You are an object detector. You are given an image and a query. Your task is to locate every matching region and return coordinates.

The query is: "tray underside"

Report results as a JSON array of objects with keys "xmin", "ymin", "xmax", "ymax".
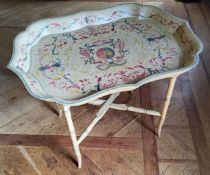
[{"xmin": 29, "ymin": 17, "xmax": 182, "ymax": 100}]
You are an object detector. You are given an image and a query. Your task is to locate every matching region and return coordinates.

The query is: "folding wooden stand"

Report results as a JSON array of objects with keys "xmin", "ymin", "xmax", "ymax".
[{"xmin": 56, "ymin": 76, "xmax": 177, "ymax": 168}]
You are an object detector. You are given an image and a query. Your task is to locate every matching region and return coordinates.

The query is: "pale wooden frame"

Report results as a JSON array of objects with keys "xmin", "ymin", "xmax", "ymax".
[{"xmin": 55, "ymin": 76, "xmax": 177, "ymax": 168}]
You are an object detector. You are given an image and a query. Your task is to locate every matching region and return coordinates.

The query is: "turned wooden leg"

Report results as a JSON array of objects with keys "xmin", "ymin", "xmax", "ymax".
[
  {"xmin": 158, "ymin": 76, "xmax": 177, "ymax": 137},
  {"xmin": 78, "ymin": 93, "xmax": 120, "ymax": 144},
  {"xmin": 56, "ymin": 103, "xmax": 63, "ymax": 118},
  {"xmin": 63, "ymin": 105, "xmax": 82, "ymax": 168}
]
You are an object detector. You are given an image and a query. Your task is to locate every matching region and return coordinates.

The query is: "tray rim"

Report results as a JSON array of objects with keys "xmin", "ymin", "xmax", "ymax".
[{"xmin": 7, "ymin": 3, "xmax": 203, "ymax": 106}]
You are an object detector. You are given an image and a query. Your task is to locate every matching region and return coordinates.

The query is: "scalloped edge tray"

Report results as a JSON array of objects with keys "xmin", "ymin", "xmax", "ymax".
[{"xmin": 7, "ymin": 3, "xmax": 203, "ymax": 105}]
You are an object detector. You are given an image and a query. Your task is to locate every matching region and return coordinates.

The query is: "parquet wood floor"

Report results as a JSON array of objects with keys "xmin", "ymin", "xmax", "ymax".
[{"xmin": 0, "ymin": 0, "xmax": 210, "ymax": 174}]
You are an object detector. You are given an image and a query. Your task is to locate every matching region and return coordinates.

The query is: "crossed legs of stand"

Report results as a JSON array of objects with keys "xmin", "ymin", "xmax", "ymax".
[{"xmin": 55, "ymin": 76, "xmax": 177, "ymax": 168}]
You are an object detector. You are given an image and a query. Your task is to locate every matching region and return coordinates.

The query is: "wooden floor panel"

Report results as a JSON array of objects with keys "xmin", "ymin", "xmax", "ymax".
[
  {"xmin": 0, "ymin": 146, "xmax": 38, "ymax": 175},
  {"xmin": 0, "ymin": 146, "xmax": 71, "ymax": 175},
  {"xmin": 157, "ymin": 128, "xmax": 196, "ymax": 160},
  {"xmin": 85, "ymin": 149, "xmax": 144, "ymax": 175},
  {"xmin": 0, "ymin": 1, "xmax": 131, "ymax": 27},
  {"xmin": 114, "ymin": 117, "xmax": 142, "ymax": 138},
  {"xmin": 141, "ymin": 84, "xmax": 159, "ymax": 175},
  {"xmin": 185, "ymin": 2, "xmax": 210, "ymax": 153},
  {"xmin": 151, "ymin": 80, "xmax": 189, "ymax": 127},
  {"xmin": 1, "ymin": 0, "xmax": 210, "ymax": 174},
  {"xmin": 159, "ymin": 162, "xmax": 200, "ymax": 175},
  {"xmin": 51, "ymin": 147, "xmax": 105, "ymax": 175},
  {"xmin": 0, "ymin": 27, "xmax": 23, "ymax": 68}
]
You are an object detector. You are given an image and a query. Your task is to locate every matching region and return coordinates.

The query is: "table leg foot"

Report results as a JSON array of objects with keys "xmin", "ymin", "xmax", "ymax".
[
  {"xmin": 158, "ymin": 118, "xmax": 165, "ymax": 137},
  {"xmin": 56, "ymin": 103, "xmax": 63, "ymax": 118},
  {"xmin": 78, "ymin": 155, "xmax": 82, "ymax": 169},
  {"xmin": 63, "ymin": 105, "xmax": 82, "ymax": 168},
  {"xmin": 157, "ymin": 76, "xmax": 177, "ymax": 137}
]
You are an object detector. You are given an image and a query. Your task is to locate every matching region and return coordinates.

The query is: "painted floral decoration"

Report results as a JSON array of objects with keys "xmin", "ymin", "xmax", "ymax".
[{"xmin": 7, "ymin": 4, "xmax": 202, "ymax": 102}]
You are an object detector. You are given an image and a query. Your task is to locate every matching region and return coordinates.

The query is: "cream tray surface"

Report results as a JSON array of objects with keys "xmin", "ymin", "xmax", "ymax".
[{"xmin": 7, "ymin": 3, "xmax": 202, "ymax": 105}]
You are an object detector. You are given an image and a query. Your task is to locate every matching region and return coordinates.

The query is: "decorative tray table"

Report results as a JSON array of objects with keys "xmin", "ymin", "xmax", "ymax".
[{"xmin": 7, "ymin": 3, "xmax": 202, "ymax": 168}]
